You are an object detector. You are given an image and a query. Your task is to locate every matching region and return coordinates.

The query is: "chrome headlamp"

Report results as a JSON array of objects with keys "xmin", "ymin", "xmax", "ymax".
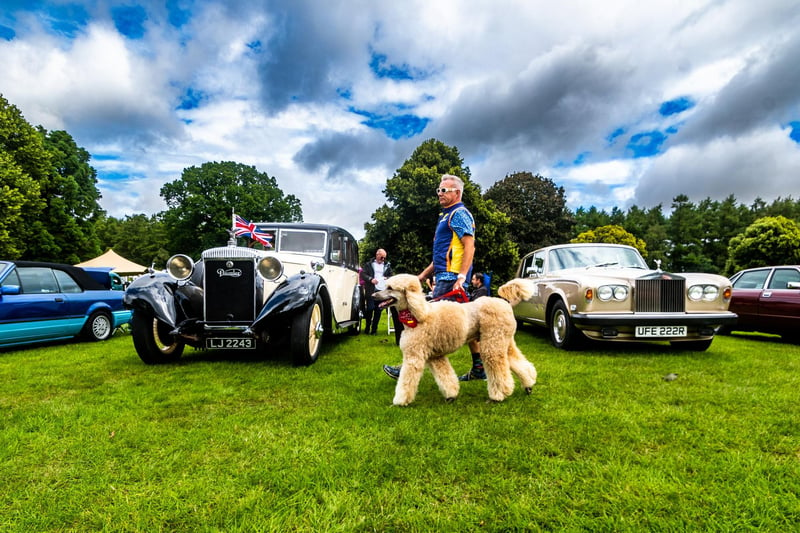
[
  {"xmin": 257, "ymin": 256, "xmax": 284, "ymax": 281},
  {"xmin": 166, "ymin": 254, "xmax": 194, "ymax": 280}
]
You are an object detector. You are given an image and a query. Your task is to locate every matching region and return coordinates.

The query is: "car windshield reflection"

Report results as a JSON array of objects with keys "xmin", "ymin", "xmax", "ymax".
[{"xmin": 549, "ymin": 246, "xmax": 648, "ymax": 271}]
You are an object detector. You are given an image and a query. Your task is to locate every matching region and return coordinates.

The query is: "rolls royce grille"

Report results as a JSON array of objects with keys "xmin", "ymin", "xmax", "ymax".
[
  {"xmin": 635, "ymin": 278, "xmax": 685, "ymax": 312},
  {"xmin": 204, "ymin": 259, "xmax": 256, "ymax": 322}
]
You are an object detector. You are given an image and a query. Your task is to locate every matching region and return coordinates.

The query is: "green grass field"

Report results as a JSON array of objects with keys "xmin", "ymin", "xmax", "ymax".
[{"xmin": 1, "ymin": 318, "xmax": 799, "ymax": 532}]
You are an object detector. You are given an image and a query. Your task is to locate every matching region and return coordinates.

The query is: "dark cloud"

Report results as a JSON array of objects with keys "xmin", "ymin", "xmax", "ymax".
[
  {"xmin": 293, "ymin": 130, "xmax": 402, "ymax": 179},
  {"xmin": 249, "ymin": 1, "xmax": 366, "ymax": 113},
  {"xmin": 671, "ymin": 31, "xmax": 800, "ymax": 146},
  {"xmin": 429, "ymin": 42, "xmax": 641, "ymax": 162}
]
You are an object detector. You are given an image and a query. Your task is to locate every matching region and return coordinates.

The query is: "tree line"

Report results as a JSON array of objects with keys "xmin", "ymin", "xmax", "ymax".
[{"xmin": 3, "ymin": 94, "xmax": 799, "ymax": 281}]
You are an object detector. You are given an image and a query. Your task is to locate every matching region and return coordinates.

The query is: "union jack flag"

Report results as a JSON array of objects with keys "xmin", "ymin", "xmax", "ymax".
[{"xmin": 233, "ymin": 214, "xmax": 273, "ymax": 247}]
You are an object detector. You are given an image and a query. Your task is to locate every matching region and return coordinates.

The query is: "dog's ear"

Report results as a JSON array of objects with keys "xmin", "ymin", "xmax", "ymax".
[{"xmin": 407, "ymin": 276, "xmax": 423, "ymax": 293}]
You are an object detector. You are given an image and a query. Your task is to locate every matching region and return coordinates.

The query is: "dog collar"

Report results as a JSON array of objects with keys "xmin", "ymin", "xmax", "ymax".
[{"xmin": 398, "ymin": 310, "xmax": 417, "ymax": 328}]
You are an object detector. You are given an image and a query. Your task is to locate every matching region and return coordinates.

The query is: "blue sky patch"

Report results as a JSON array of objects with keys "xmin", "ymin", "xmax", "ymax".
[
  {"xmin": 573, "ymin": 152, "xmax": 590, "ymax": 165},
  {"xmin": 606, "ymin": 127, "xmax": 626, "ymax": 144},
  {"xmin": 369, "ymin": 51, "xmax": 414, "ymax": 80},
  {"xmin": 0, "ymin": 24, "xmax": 14, "ymax": 40},
  {"xmin": 627, "ymin": 130, "xmax": 666, "ymax": 158},
  {"xmin": 350, "ymin": 107, "xmax": 429, "ymax": 139},
  {"xmin": 112, "ymin": 5, "xmax": 147, "ymax": 39},
  {"xmin": 43, "ymin": 3, "xmax": 89, "ymax": 38},
  {"xmin": 789, "ymin": 121, "xmax": 800, "ymax": 144},
  {"xmin": 97, "ymin": 171, "xmax": 130, "ymax": 181},
  {"xmin": 177, "ymin": 88, "xmax": 205, "ymax": 110},
  {"xmin": 166, "ymin": 0, "xmax": 191, "ymax": 28},
  {"xmin": 91, "ymin": 153, "xmax": 121, "ymax": 161},
  {"xmin": 659, "ymin": 96, "xmax": 695, "ymax": 116}
]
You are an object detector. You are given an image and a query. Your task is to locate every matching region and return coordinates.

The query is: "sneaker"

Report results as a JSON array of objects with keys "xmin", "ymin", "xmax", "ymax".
[
  {"xmin": 383, "ymin": 364, "xmax": 401, "ymax": 379},
  {"xmin": 459, "ymin": 368, "xmax": 487, "ymax": 381}
]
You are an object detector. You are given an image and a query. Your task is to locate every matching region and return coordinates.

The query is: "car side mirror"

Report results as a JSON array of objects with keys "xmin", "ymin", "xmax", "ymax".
[
  {"xmin": 787, "ymin": 282, "xmax": 800, "ymax": 290},
  {"xmin": 0, "ymin": 285, "xmax": 21, "ymax": 295}
]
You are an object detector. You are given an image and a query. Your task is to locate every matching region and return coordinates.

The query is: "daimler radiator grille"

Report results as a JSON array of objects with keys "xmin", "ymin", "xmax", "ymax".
[
  {"xmin": 204, "ymin": 259, "xmax": 256, "ymax": 322},
  {"xmin": 635, "ymin": 278, "xmax": 685, "ymax": 312}
]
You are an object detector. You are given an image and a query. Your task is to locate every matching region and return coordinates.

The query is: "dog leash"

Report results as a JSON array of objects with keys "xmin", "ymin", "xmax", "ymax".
[
  {"xmin": 398, "ymin": 285, "xmax": 470, "ymax": 328},
  {"xmin": 430, "ymin": 286, "xmax": 470, "ymax": 303}
]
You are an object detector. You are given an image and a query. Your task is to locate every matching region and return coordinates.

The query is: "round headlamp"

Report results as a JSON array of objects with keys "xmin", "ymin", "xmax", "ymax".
[
  {"xmin": 257, "ymin": 256, "xmax": 283, "ymax": 281},
  {"xmin": 166, "ymin": 254, "xmax": 194, "ymax": 280}
]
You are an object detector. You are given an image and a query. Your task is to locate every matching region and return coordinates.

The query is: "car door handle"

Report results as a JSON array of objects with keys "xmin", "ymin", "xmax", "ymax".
[
  {"xmin": 54, "ymin": 297, "xmax": 64, "ymax": 302},
  {"xmin": 762, "ymin": 291, "xmax": 772, "ymax": 298}
]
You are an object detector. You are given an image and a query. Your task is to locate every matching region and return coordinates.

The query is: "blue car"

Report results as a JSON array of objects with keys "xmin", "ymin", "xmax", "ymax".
[{"xmin": 0, "ymin": 260, "xmax": 132, "ymax": 348}]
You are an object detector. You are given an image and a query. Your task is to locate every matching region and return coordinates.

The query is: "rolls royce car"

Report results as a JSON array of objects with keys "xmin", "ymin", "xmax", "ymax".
[
  {"xmin": 123, "ymin": 223, "xmax": 363, "ymax": 365},
  {"xmin": 726, "ymin": 265, "xmax": 800, "ymax": 341},
  {"xmin": 0, "ymin": 261, "xmax": 131, "ymax": 348},
  {"xmin": 511, "ymin": 243, "xmax": 737, "ymax": 350}
]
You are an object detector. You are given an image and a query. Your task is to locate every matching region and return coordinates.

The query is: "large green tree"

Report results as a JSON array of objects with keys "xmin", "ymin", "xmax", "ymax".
[
  {"xmin": 34, "ymin": 128, "xmax": 104, "ymax": 263},
  {"xmin": 667, "ymin": 194, "xmax": 714, "ymax": 273},
  {"xmin": 0, "ymin": 95, "xmax": 47, "ymax": 258},
  {"xmin": 726, "ymin": 216, "xmax": 800, "ymax": 273},
  {"xmin": 96, "ymin": 214, "xmax": 171, "ymax": 269},
  {"xmin": 0, "ymin": 94, "xmax": 103, "ymax": 262},
  {"xmin": 571, "ymin": 224, "xmax": 648, "ymax": 256},
  {"xmin": 361, "ymin": 139, "xmax": 518, "ymax": 281},
  {"xmin": 483, "ymin": 171, "xmax": 574, "ymax": 254},
  {"xmin": 160, "ymin": 161, "xmax": 303, "ymax": 258}
]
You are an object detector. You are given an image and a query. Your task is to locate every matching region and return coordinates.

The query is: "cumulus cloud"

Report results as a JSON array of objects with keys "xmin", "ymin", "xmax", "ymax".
[{"xmin": 1, "ymin": 0, "xmax": 799, "ymax": 240}]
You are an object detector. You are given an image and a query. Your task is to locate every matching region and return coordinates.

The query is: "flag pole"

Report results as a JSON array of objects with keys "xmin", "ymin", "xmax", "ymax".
[{"xmin": 228, "ymin": 208, "xmax": 236, "ymax": 246}]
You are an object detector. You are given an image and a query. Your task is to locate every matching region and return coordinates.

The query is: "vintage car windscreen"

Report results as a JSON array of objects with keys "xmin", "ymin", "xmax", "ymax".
[
  {"xmin": 549, "ymin": 246, "xmax": 648, "ymax": 271},
  {"xmin": 277, "ymin": 229, "xmax": 327, "ymax": 255}
]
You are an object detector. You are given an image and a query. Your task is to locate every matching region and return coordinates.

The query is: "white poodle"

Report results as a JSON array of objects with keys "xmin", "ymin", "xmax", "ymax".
[{"xmin": 373, "ymin": 274, "xmax": 538, "ymax": 405}]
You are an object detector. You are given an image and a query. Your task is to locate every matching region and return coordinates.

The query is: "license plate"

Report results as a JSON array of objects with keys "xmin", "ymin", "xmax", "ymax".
[
  {"xmin": 206, "ymin": 337, "xmax": 255, "ymax": 349},
  {"xmin": 635, "ymin": 325, "xmax": 687, "ymax": 338}
]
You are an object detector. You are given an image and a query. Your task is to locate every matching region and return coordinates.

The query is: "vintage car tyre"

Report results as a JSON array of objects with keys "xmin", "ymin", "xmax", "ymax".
[
  {"xmin": 549, "ymin": 300, "xmax": 583, "ymax": 350},
  {"xmin": 83, "ymin": 310, "xmax": 114, "ymax": 341},
  {"xmin": 670, "ymin": 338, "xmax": 713, "ymax": 351},
  {"xmin": 290, "ymin": 294, "xmax": 324, "ymax": 366},
  {"xmin": 130, "ymin": 309, "xmax": 185, "ymax": 364}
]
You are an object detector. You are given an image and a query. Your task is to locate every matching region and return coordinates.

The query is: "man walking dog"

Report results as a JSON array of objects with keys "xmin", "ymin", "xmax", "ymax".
[{"xmin": 383, "ymin": 173, "xmax": 486, "ymax": 381}]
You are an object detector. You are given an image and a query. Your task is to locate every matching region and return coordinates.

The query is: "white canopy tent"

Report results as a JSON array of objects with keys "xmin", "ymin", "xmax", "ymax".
[{"xmin": 75, "ymin": 249, "xmax": 147, "ymax": 275}]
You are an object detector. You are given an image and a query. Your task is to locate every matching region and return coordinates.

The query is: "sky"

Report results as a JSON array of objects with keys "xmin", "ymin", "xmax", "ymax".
[{"xmin": 1, "ymin": 0, "xmax": 799, "ymax": 240}]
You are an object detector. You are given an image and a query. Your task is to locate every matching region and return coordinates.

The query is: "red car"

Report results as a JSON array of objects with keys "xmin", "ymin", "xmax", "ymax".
[{"xmin": 727, "ymin": 266, "xmax": 800, "ymax": 341}]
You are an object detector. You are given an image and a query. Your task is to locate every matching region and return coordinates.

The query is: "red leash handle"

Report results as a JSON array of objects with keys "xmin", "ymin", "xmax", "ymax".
[{"xmin": 430, "ymin": 286, "xmax": 469, "ymax": 303}]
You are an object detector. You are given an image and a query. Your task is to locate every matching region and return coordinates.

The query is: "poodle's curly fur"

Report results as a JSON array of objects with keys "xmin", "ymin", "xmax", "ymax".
[{"xmin": 373, "ymin": 274, "xmax": 538, "ymax": 405}]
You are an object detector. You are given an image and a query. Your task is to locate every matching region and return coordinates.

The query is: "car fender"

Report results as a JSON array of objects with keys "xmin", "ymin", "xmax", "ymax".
[
  {"xmin": 123, "ymin": 272, "xmax": 179, "ymax": 327},
  {"xmin": 252, "ymin": 272, "xmax": 323, "ymax": 330}
]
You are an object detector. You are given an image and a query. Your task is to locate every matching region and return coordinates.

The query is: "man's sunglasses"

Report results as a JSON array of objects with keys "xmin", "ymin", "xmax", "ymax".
[{"xmin": 435, "ymin": 187, "xmax": 459, "ymax": 194}]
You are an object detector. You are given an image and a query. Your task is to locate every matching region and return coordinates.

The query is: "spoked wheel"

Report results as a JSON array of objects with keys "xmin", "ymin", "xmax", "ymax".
[
  {"xmin": 549, "ymin": 300, "xmax": 582, "ymax": 350},
  {"xmin": 130, "ymin": 309, "xmax": 185, "ymax": 364},
  {"xmin": 290, "ymin": 295, "xmax": 324, "ymax": 366}
]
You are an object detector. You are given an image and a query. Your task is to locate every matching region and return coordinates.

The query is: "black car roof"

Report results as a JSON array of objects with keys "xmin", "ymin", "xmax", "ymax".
[{"xmin": 5, "ymin": 260, "xmax": 106, "ymax": 291}]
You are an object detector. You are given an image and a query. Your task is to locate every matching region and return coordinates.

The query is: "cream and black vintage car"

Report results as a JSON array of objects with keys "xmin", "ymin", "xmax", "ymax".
[
  {"xmin": 512, "ymin": 243, "xmax": 737, "ymax": 350},
  {"xmin": 123, "ymin": 223, "xmax": 362, "ymax": 365}
]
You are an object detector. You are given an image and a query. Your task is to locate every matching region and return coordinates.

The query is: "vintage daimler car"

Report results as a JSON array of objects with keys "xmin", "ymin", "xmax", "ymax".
[
  {"xmin": 123, "ymin": 223, "xmax": 363, "ymax": 365},
  {"xmin": 512, "ymin": 243, "xmax": 737, "ymax": 350}
]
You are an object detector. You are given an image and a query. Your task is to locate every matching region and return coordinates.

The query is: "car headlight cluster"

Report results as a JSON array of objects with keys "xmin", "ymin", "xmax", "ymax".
[
  {"xmin": 257, "ymin": 256, "xmax": 283, "ymax": 281},
  {"xmin": 166, "ymin": 254, "xmax": 194, "ymax": 280},
  {"xmin": 596, "ymin": 284, "xmax": 629, "ymax": 301},
  {"xmin": 688, "ymin": 284, "xmax": 720, "ymax": 301}
]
